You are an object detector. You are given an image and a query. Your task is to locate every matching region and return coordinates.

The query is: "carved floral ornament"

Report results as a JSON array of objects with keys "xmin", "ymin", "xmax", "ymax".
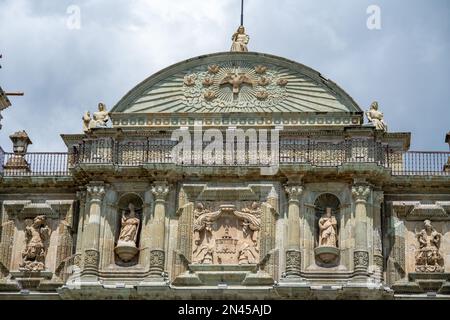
[{"xmin": 182, "ymin": 62, "xmax": 290, "ymax": 111}]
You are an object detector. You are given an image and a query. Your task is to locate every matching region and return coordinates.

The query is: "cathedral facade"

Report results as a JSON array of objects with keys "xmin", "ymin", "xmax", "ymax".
[{"xmin": 0, "ymin": 47, "xmax": 449, "ymax": 299}]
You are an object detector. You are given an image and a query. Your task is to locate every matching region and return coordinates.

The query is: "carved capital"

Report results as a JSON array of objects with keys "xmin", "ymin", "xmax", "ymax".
[
  {"xmin": 152, "ymin": 182, "xmax": 170, "ymax": 201},
  {"xmin": 352, "ymin": 185, "xmax": 371, "ymax": 203},
  {"xmin": 87, "ymin": 184, "xmax": 105, "ymax": 202},
  {"xmin": 285, "ymin": 185, "xmax": 303, "ymax": 202}
]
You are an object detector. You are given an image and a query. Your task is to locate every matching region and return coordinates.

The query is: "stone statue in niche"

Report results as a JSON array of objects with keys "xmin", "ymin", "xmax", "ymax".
[
  {"xmin": 318, "ymin": 207, "xmax": 338, "ymax": 248},
  {"xmin": 415, "ymin": 220, "xmax": 444, "ymax": 272},
  {"xmin": 192, "ymin": 202, "xmax": 262, "ymax": 265},
  {"xmin": 230, "ymin": 26, "xmax": 249, "ymax": 52},
  {"xmin": 313, "ymin": 193, "xmax": 341, "ymax": 265},
  {"xmin": 115, "ymin": 203, "xmax": 140, "ymax": 262},
  {"xmin": 366, "ymin": 101, "xmax": 387, "ymax": 131},
  {"xmin": 20, "ymin": 215, "xmax": 50, "ymax": 271}
]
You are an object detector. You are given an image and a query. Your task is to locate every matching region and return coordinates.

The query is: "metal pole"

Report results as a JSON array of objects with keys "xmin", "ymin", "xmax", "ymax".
[{"xmin": 240, "ymin": 0, "xmax": 244, "ymax": 26}]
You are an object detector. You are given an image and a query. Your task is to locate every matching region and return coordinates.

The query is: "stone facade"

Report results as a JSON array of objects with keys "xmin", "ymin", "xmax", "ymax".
[{"xmin": 0, "ymin": 52, "xmax": 449, "ymax": 300}]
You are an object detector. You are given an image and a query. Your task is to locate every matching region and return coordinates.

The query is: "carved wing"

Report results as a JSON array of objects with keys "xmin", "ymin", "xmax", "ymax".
[
  {"xmin": 234, "ymin": 210, "xmax": 260, "ymax": 230},
  {"xmin": 219, "ymin": 75, "xmax": 232, "ymax": 85},
  {"xmin": 193, "ymin": 210, "xmax": 221, "ymax": 232},
  {"xmin": 241, "ymin": 75, "xmax": 254, "ymax": 86}
]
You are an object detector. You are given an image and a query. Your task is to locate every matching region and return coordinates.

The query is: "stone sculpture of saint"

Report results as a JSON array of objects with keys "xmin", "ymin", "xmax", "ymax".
[
  {"xmin": 92, "ymin": 102, "xmax": 110, "ymax": 128},
  {"xmin": 415, "ymin": 219, "xmax": 443, "ymax": 272},
  {"xmin": 82, "ymin": 111, "xmax": 91, "ymax": 133},
  {"xmin": 318, "ymin": 207, "xmax": 338, "ymax": 248},
  {"xmin": 366, "ymin": 101, "xmax": 387, "ymax": 131},
  {"xmin": 231, "ymin": 26, "xmax": 249, "ymax": 52},
  {"xmin": 118, "ymin": 203, "xmax": 140, "ymax": 246},
  {"xmin": 20, "ymin": 215, "xmax": 50, "ymax": 271}
]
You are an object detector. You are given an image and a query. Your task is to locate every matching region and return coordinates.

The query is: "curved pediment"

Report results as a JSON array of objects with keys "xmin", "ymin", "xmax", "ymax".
[{"xmin": 111, "ymin": 52, "xmax": 362, "ymax": 115}]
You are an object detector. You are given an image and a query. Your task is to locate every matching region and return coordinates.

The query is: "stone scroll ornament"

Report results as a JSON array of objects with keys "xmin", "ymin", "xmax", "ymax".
[
  {"xmin": 415, "ymin": 220, "xmax": 444, "ymax": 273},
  {"xmin": 20, "ymin": 215, "xmax": 50, "ymax": 272},
  {"xmin": 115, "ymin": 203, "xmax": 141, "ymax": 262},
  {"xmin": 192, "ymin": 202, "xmax": 261, "ymax": 265}
]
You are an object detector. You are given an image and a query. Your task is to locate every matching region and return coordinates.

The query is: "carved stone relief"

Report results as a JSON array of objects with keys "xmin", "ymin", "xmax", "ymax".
[
  {"xmin": 415, "ymin": 220, "xmax": 444, "ymax": 273},
  {"xmin": 20, "ymin": 215, "xmax": 50, "ymax": 271},
  {"xmin": 192, "ymin": 202, "xmax": 261, "ymax": 265}
]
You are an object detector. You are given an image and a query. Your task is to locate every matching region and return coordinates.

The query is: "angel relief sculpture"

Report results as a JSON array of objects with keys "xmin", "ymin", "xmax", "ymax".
[
  {"xmin": 193, "ymin": 203, "xmax": 221, "ymax": 264},
  {"xmin": 192, "ymin": 202, "xmax": 261, "ymax": 265},
  {"xmin": 415, "ymin": 220, "xmax": 444, "ymax": 272},
  {"xmin": 20, "ymin": 215, "xmax": 50, "ymax": 271},
  {"xmin": 234, "ymin": 202, "xmax": 261, "ymax": 264}
]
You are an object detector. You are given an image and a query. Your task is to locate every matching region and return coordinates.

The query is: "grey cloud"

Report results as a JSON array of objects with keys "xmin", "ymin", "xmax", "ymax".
[{"xmin": 0, "ymin": 0, "xmax": 449, "ymax": 151}]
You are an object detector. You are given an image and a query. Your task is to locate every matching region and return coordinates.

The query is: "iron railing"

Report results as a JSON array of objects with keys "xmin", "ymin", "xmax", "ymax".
[
  {"xmin": 1, "ymin": 152, "xmax": 70, "ymax": 176},
  {"xmin": 1, "ymin": 139, "xmax": 449, "ymax": 177}
]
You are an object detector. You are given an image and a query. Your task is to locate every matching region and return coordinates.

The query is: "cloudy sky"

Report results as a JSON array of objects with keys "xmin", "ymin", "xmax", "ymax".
[{"xmin": 0, "ymin": 0, "xmax": 449, "ymax": 151}]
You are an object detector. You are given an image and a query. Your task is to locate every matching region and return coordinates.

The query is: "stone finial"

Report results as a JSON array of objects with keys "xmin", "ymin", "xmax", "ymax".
[
  {"xmin": 10, "ymin": 130, "xmax": 32, "ymax": 155},
  {"xmin": 366, "ymin": 101, "xmax": 387, "ymax": 132},
  {"xmin": 3, "ymin": 130, "xmax": 32, "ymax": 172},
  {"xmin": 230, "ymin": 25, "xmax": 249, "ymax": 52}
]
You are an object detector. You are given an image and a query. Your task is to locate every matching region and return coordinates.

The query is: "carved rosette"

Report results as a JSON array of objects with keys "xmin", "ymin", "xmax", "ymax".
[
  {"xmin": 285, "ymin": 185, "xmax": 303, "ymax": 202},
  {"xmin": 351, "ymin": 185, "xmax": 370, "ymax": 203},
  {"xmin": 84, "ymin": 249, "xmax": 99, "ymax": 269},
  {"xmin": 149, "ymin": 249, "xmax": 165, "ymax": 275},
  {"xmin": 285, "ymin": 250, "xmax": 301, "ymax": 277},
  {"xmin": 353, "ymin": 250, "xmax": 369, "ymax": 271},
  {"xmin": 151, "ymin": 183, "xmax": 169, "ymax": 201}
]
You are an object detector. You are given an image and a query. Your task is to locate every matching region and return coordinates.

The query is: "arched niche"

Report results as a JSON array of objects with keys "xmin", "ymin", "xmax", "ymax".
[
  {"xmin": 313, "ymin": 193, "xmax": 341, "ymax": 267},
  {"xmin": 114, "ymin": 193, "xmax": 144, "ymax": 266}
]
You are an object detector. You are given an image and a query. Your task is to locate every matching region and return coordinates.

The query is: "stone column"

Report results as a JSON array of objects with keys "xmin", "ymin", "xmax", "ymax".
[
  {"xmin": 372, "ymin": 191, "xmax": 384, "ymax": 282},
  {"xmin": 74, "ymin": 191, "xmax": 86, "ymax": 268},
  {"xmin": 149, "ymin": 182, "xmax": 169, "ymax": 277},
  {"xmin": 138, "ymin": 189, "xmax": 153, "ymax": 267},
  {"xmin": 351, "ymin": 181, "xmax": 371, "ymax": 279},
  {"xmin": 284, "ymin": 185, "xmax": 303, "ymax": 277},
  {"xmin": 82, "ymin": 183, "xmax": 105, "ymax": 279}
]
